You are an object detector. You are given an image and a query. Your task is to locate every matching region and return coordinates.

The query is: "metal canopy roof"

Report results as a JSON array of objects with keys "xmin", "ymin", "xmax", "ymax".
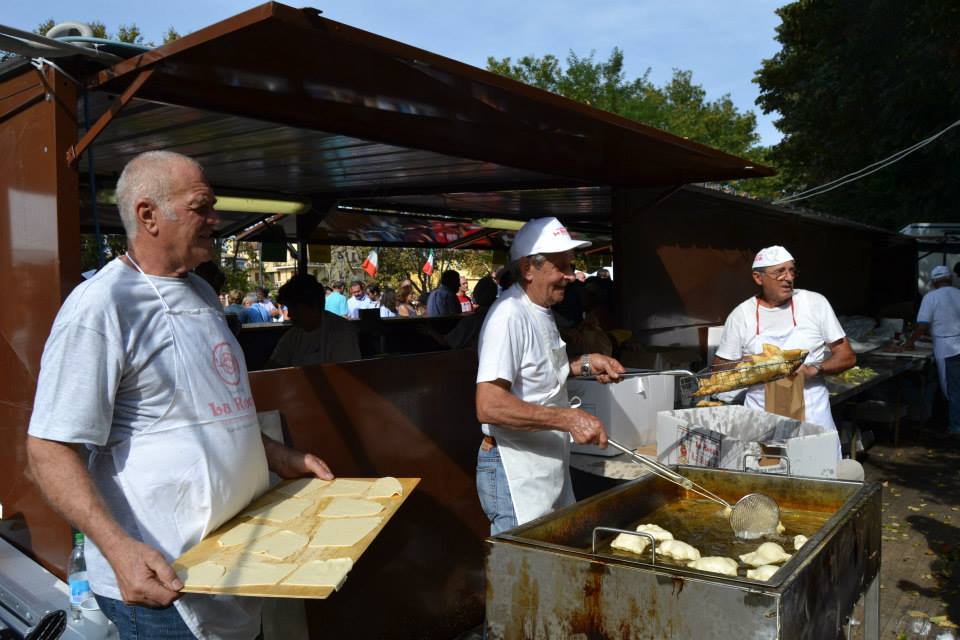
[{"xmin": 82, "ymin": 2, "xmax": 770, "ymax": 192}]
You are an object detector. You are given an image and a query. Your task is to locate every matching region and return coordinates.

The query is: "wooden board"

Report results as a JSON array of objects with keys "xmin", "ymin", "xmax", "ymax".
[{"xmin": 173, "ymin": 477, "xmax": 419, "ymax": 599}]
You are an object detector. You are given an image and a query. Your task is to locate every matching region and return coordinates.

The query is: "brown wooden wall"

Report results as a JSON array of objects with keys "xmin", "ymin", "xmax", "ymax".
[
  {"xmin": 249, "ymin": 349, "xmax": 488, "ymax": 639},
  {"xmin": 0, "ymin": 67, "xmax": 80, "ymax": 576}
]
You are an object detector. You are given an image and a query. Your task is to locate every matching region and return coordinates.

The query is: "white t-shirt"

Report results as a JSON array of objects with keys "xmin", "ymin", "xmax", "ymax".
[
  {"xmin": 917, "ymin": 286, "xmax": 960, "ymax": 340},
  {"xmin": 28, "ymin": 258, "xmax": 224, "ymax": 599},
  {"xmin": 477, "ymin": 285, "xmax": 566, "ymax": 435},
  {"xmin": 716, "ymin": 289, "xmax": 845, "ymax": 364},
  {"xmin": 29, "ymin": 258, "xmax": 221, "ymax": 445}
]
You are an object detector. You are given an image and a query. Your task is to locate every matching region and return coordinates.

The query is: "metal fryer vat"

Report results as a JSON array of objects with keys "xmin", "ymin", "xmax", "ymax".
[{"xmin": 485, "ymin": 466, "xmax": 880, "ymax": 639}]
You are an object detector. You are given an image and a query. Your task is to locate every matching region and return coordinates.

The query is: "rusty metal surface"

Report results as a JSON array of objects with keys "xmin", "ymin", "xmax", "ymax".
[
  {"xmin": 0, "ymin": 65, "xmax": 80, "ymax": 579},
  {"xmin": 249, "ymin": 349, "xmax": 488, "ymax": 639},
  {"xmin": 84, "ymin": 3, "xmax": 772, "ymax": 189},
  {"xmin": 487, "ymin": 467, "xmax": 881, "ymax": 639}
]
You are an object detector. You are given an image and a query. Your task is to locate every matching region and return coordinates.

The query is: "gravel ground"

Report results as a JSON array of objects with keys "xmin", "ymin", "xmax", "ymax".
[{"xmin": 849, "ymin": 423, "xmax": 960, "ymax": 639}]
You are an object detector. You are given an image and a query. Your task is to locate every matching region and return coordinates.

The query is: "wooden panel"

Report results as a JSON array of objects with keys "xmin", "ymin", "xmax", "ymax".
[{"xmin": 175, "ymin": 478, "xmax": 418, "ymax": 598}]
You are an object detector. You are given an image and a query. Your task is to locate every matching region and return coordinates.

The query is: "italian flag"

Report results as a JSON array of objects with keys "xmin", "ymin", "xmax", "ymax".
[
  {"xmin": 362, "ymin": 249, "xmax": 378, "ymax": 277},
  {"xmin": 422, "ymin": 250, "xmax": 434, "ymax": 276}
]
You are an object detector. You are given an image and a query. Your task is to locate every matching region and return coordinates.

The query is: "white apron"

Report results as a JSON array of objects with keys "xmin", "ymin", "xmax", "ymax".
[
  {"xmin": 932, "ymin": 334, "xmax": 960, "ymax": 397},
  {"xmin": 743, "ymin": 297, "xmax": 841, "ymax": 459},
  {"xmin": 112, "ymin": 256, "xmax": 269, "ymax": 639},
  {"xmin": 489, "ymin": 293, "xmax": 575, "ymax": 525}
]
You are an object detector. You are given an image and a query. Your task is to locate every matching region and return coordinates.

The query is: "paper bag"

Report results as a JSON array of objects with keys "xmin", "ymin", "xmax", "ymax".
[{"xmin": 764, "ymin": 375, "xmax": 805, "ymax": 421}]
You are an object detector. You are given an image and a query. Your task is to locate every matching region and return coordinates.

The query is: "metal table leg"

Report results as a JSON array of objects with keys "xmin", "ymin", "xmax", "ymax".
[{"xmin": 864, "ymin": 574, "xmax": 880, "ymax": 640}]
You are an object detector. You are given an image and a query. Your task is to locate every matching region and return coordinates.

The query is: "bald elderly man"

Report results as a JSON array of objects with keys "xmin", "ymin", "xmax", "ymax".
[{"xmin": 714, "ymin": 246, "xmax": 856, "ymax": 457}]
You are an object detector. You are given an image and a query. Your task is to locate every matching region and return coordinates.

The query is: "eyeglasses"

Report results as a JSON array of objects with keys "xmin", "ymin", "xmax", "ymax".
[{"xmin": 762, "ymin": 267, "xmax": 798, "ymax": 281}]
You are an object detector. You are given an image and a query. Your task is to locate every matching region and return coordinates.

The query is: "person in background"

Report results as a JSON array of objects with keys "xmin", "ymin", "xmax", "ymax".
[
  {"xmin": 325, "ymin": 280, "xmax": 349, "ymax": 318},
  {"xmin": 267, "ymin": 274, "xmax": 361, "ymax": 368},
  {"xmin": 714, "ymin": 245, "xmax": 856, "ymax": 457},
  {"xmin": 904, "ymin": 264, "xmax": 960, "ymax": 435},
  {"xmin": 366, "ymin": 283, "xmax": 382, "ymax": 307},
  {"xmin": 475, "ymin": 217, "xmax": 624, "ymax": 535},
  {"xmin": 25, "ymin": 150, "xmax": 333, "ymax": 639},
  {"xmin": 255, "ymin": 286, "xmax": 281, "ymax": 321},
  {"xmin": 427, "ymin": 270, "xmax": 462, "ymax": 317},
  {"xmin": 380, "ymin": 288, "xmax": 399, "ymax": 318},
  {"xmin": 429, "ymin": 276, "xmax": 498, "ymax": 350},
  {"xmin": 495, "ymin": 266, "xmax": 514, "ymax": 296},
  {"xmin": 243, "ymin": 292, "xmax": 270, "ymax": 323},
  {"xmin": 223, "ymin": 289, "xmax": 246, "ymax": 334},
  {"xmin": 396, "ymin": 285, "xmax": 418, "ymax": 317},
  {"xmin": 457, "ymin": 276, "xmax": 475, "ymax": 313},
  {"xmin": 347, "ymin": 280, "xmax": 375, "ymax": 319}
]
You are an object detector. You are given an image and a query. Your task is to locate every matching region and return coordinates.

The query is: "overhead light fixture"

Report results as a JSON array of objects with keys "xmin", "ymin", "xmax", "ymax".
[
  {"xmin": 97, "ymin": 190, "xmax": 311, "ymax": 215},
  {"xmin": 476, "ymin": 217, "xmax": 526, "ymax": 231}
]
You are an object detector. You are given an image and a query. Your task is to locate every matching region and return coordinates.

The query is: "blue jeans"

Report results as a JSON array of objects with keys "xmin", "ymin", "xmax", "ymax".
[
  {"xmin": 947, "ymin": 353, "xmax": 960, "ymax": 434},
  {"xmin": 477, "ymin": 444, "xmax": 518, "ymax": 535},
  {"xmin": 95, "ymin": 595, "xmax": 195, "ymax": 640}
]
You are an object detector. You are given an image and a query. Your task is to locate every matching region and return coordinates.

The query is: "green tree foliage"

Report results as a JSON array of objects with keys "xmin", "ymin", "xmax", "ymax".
[
  {"xmin": 755, "ymin": 0, "xmax": 960, "ymax": 229},
  {"xmin": 31, "ymin": 19, "xmax": 180, "ymax": 47},
  {"xmin": 488, "ymin": 49, "xmax": 762, "ymax": 160}
]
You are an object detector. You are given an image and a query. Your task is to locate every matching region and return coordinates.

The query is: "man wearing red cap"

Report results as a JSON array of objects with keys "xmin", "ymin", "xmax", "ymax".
[
  {"xmin": 475, "ymin": 217, "xmax": 625, "ymax": 534},
  {"xmin": 714, "ymin": 246, "xmax": 856, "ymax": 457}
]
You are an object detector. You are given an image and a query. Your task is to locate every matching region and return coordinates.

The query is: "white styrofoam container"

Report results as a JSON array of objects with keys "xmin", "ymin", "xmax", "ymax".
[
  {"xmin": 656, "ymin": 405, "xmax": 838, "ymax": 479},
  {"xmin": 568, "ymin": 373, "xmax": 675, "ymax": 456}
]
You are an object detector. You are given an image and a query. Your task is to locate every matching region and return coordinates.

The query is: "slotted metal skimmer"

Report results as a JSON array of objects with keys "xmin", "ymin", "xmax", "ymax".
[{"xmin": 606, "ymin": 439, "xmax": 781, "ymax": 538}]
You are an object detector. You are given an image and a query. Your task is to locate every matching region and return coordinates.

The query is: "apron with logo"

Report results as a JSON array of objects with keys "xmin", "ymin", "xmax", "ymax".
[
  {"xmin": 743, "ymin": 297, "xmax": 841, "ymax": 459},
  {"xmin": 107, "ymin": 256, "xmax": 269, "ymax": 638},
  {"xmin": 489, "ymin": 292, "xmax": 575, "ymax": 525}
]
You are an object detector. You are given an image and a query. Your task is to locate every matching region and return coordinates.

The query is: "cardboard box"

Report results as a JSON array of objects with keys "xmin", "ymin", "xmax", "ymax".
[
  {"xmin": 569, "ymin": 373, "xmax": 675, "ymax": 457},
  {"xmin": 656, "ymin": 405, "xmax": 838, "ymax": 479}
]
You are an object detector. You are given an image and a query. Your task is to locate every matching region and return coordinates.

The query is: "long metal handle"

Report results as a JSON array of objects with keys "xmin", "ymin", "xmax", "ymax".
[
  {"xmin": 607, "ymin": 439, "xmax": 731, "ymax": 509},
  {"xmin": 606, "ymin": 439, "xmax": 692, "ymax": 487}
]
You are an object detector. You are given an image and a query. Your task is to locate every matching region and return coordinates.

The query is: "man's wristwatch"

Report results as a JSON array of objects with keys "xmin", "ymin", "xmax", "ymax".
[{"xmin": 580, "ymin": 354, "xmax": 593, "ymax": 377}]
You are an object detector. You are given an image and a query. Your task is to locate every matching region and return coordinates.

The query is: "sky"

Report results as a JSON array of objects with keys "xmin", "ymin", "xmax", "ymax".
[{"xmin": 6, "ymin": 0, "xmax": 786, "ymax": 145}]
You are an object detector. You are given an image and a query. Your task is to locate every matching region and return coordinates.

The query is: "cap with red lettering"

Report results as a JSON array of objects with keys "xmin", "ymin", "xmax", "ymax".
[{"xmin": 509, "ymin": 217, "xmax": 591, "ymax": 261}]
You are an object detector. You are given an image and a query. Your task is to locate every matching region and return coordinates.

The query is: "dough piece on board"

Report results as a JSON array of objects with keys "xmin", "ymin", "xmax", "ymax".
[
  {"xmin": 658, "ymin": 539, "xmax": 701, "ymax": 561},
  {"xmin": 309, "ymin": 517, "xmax": 383, "ymax": 547},
  {"xmin": 746, "ymin": 564, "xmax": 780, "ymax": 581},
  {"xmin": 276, "ymin": 478, "xmax": 331, "ymax": 498},
  {"xmin": 283, "ymin": 558, "xmax": 354, "ymax": 590},
  {"xmin": 319, "ymin": 497, "xmax": 384, "ymax": 518},
  {"xmin": 243, "ymin": 497, "xmax": 313, "ymax": 523},
  {"xmin": 218, "ymin": 522, "xmax": 278, "ymax": 547},
  {"xmin": 739, "ymin": 542, "xmax": 792, "ymax": 567},
  {"xmin": 320, "ymin": 479, "xmax": 373, "ymax": 497},
  {"xmin": 366, "ymin": 477, "xmax": 403, "ymax": 498},
  {"xmin": 249, "ymin": 530, "xmax": 310, "ymax": 560},
  {"xmin": 176, "ymin": 561, "xmax": 225, "ymax": 586},
  {"xmin": 611, "ymin": 533, "xmax": 649, "ymax": 556},
  {"xmin": 635, "ymin": 523, "xmax": 674, "ymax": 542},
  {"xmin": 216, "ymin": 561, "xmax": 297, "ymax": 587}
]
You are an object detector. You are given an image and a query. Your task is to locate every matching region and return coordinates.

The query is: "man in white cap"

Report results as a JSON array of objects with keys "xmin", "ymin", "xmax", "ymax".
[
  {"xmin": 904, "ymin": 265, "xmax": 960, "ymax": 435},
  {"xmin": 475, "ymin": 217, "xmax": 625, "ymax": 534},
  {"xmin": 714, "ymin": 246, "xmax": 856, "ymax": 456}
]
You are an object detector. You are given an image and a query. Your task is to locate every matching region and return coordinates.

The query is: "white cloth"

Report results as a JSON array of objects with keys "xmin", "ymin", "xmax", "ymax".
[
  {"xmin": 380, "ymin": 306, "xmax": 397, "ymax": 318},
  {"xmin": 917, "ymin": 285, "xmax": 960, "ymax": 394},
  {"xmin": 268, "ymin": 312, "xmax": 362, "ymax": 367},
  {"xmin": 29, "ymin": 258, "xmax": 268, "ymax": 639},
  {"xmin": 477, "ymin": 284, "xmax": 575, "ymax": 525},
  {"xmin": 346, "ymin": 294, "xmax": 376, "ymax": 319}
]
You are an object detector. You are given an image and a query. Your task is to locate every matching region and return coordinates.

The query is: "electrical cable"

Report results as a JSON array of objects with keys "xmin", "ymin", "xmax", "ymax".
[{"xmin": 774, "ymin": 117, "xmax": 960, "ymax": 204}]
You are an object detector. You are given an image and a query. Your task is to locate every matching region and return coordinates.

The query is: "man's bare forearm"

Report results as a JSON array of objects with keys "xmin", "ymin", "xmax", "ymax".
[
  {"xmin": 26, "ymin": 436, "xmax": 131, "ymax": 551},
  {"xmin": 476, "ymin": 382, "xmax": 568, "ymax": 432}
]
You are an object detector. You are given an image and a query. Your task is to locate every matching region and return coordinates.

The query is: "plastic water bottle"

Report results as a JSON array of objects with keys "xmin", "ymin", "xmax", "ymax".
[{"xmin": 67, "ymin": 532, "xmax": 91, "ymax": 622}]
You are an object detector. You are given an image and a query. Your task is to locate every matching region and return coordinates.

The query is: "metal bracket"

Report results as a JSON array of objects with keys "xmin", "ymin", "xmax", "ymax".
[
  {"xmin": 741, "ymin": 452, "xmax": 791, "ymax": 476},
  {"xmin": 592, "ymin": 527, "xmax": 657, "ymax": 564},
  {"xmin": 65, "ymin": 67, "xmax": 154, "ymax": 167}
]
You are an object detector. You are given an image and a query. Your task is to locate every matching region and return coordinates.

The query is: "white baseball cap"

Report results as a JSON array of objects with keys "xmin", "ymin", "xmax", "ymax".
[
  {"xmin": 931, "ymin": 265, "xmax": 952, "ymax": 281},
  {"xmin": 752, "ymin": 245, "xmax": 795, "ymax": 269},
  {"xmin": 509, "ymin": 217, "xmax": 591, "ymax": 261}
]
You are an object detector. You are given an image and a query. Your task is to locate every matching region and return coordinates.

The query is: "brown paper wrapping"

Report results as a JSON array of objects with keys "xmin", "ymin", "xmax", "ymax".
[{"xmin": 764, "ymin": 374, "xmax": 805, "ymax": 421}]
